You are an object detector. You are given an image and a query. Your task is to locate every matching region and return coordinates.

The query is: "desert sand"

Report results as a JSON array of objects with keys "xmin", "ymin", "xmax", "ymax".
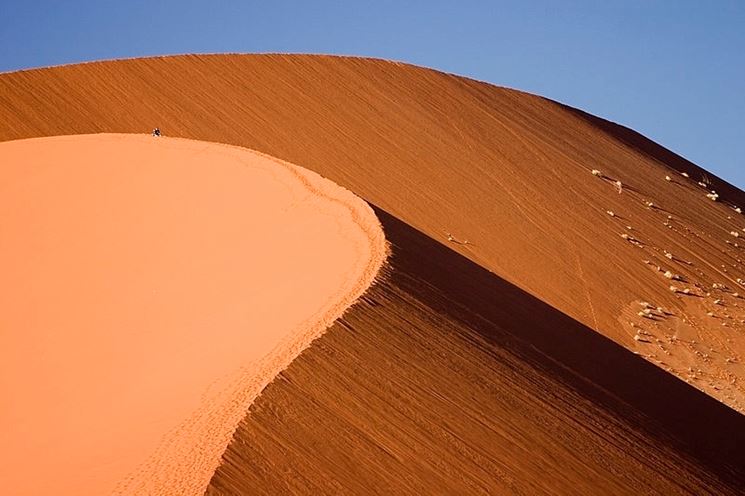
[
  {"xmin": 0, "ymin": 133, "xmax": 385, "ymax": 495},
  {"xmin": 1, "ymin": 55, "xmax": 745, "ymax": 494}
]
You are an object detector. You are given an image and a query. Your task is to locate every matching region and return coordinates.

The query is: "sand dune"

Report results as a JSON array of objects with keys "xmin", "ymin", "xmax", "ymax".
[
  {"xmin": 1, "ymin": 55, "xmax": 745, "ymax": 494},
  {"xmin": 1, "ymin": 54, "xmax": 743, "ymax": 408},
  {"xmin": 0, "ymin": 134, "xmax": 385, "ymax": 495}
]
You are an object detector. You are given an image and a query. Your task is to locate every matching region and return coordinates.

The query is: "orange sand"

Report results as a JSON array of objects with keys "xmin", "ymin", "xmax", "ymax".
[
  {"xmin": 1, "ymin": 55, "xmax": 744, "ymax": 494},
  {"xmin": 0, "ymin": 133, "xmax": 386, "ymax": 495}
]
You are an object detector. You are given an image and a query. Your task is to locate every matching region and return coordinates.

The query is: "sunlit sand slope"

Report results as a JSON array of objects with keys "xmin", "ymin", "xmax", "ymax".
[{"xmin": 0, "ymin": 134, "xmax": 385, "ymax": 496}]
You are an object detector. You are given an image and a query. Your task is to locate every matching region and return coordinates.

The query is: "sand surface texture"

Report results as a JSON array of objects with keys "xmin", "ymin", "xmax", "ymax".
[
  {"xmin": 0, "ymin": 133, "xmax": 385, "ymax": 496},
  {"xmin": 1, "ymin": 55, "xmax": 745, "ymax": 494}
]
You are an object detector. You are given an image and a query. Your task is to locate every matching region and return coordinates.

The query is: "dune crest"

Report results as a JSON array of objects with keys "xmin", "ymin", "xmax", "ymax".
[{"xmin": 0, "ymin": 133, "xmax": 386, "ymax": 496}]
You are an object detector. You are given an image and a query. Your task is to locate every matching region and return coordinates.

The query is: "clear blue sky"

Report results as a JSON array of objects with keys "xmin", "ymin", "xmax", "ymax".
[{"xmin": 2, "ymin": 1, "xmax": 743, "ymax": 188}]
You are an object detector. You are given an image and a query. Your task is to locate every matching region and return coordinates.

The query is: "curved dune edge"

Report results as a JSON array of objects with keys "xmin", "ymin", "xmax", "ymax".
[
  {"xmin": 0, "ymin": 134, "xmax": 387, "ymax": 496},
  {"xmin": 114, "ymin": 141, "xmax": 389, "ymax": 496}
]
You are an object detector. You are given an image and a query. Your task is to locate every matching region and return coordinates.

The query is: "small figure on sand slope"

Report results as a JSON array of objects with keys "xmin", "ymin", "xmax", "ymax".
[{"xmin": 445, "ymin": 230, "xmax": 471, "ymax": 246}]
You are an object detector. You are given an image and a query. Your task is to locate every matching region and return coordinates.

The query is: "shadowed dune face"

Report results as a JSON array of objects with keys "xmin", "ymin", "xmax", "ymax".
[
  {"xmin": 1, "ymin": 54, "xmax": 744, "ymax": 408},
  {"xmin": 208, "ymin": 208, "xmax": 745, "ymax": 495},
  {"xmin": 0, "ymin": 134, "xmax": 385, "ymax": 495}
]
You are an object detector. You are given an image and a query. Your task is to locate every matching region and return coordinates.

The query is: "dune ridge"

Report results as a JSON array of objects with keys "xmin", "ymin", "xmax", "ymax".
[
  {"xmin": 0, "ymin": 133, "xmax": 386, "ymax": 495},
  {"xmin": 112, "ymin": 138, "xmax": 388, "ymax": 496},
  {"xmin": 1, "ymin": 54, "xmax": 744, "ymax": 494},
  {"xmin": 209, "ymin": 207, "xmax": 745, "ymax": 495}
]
